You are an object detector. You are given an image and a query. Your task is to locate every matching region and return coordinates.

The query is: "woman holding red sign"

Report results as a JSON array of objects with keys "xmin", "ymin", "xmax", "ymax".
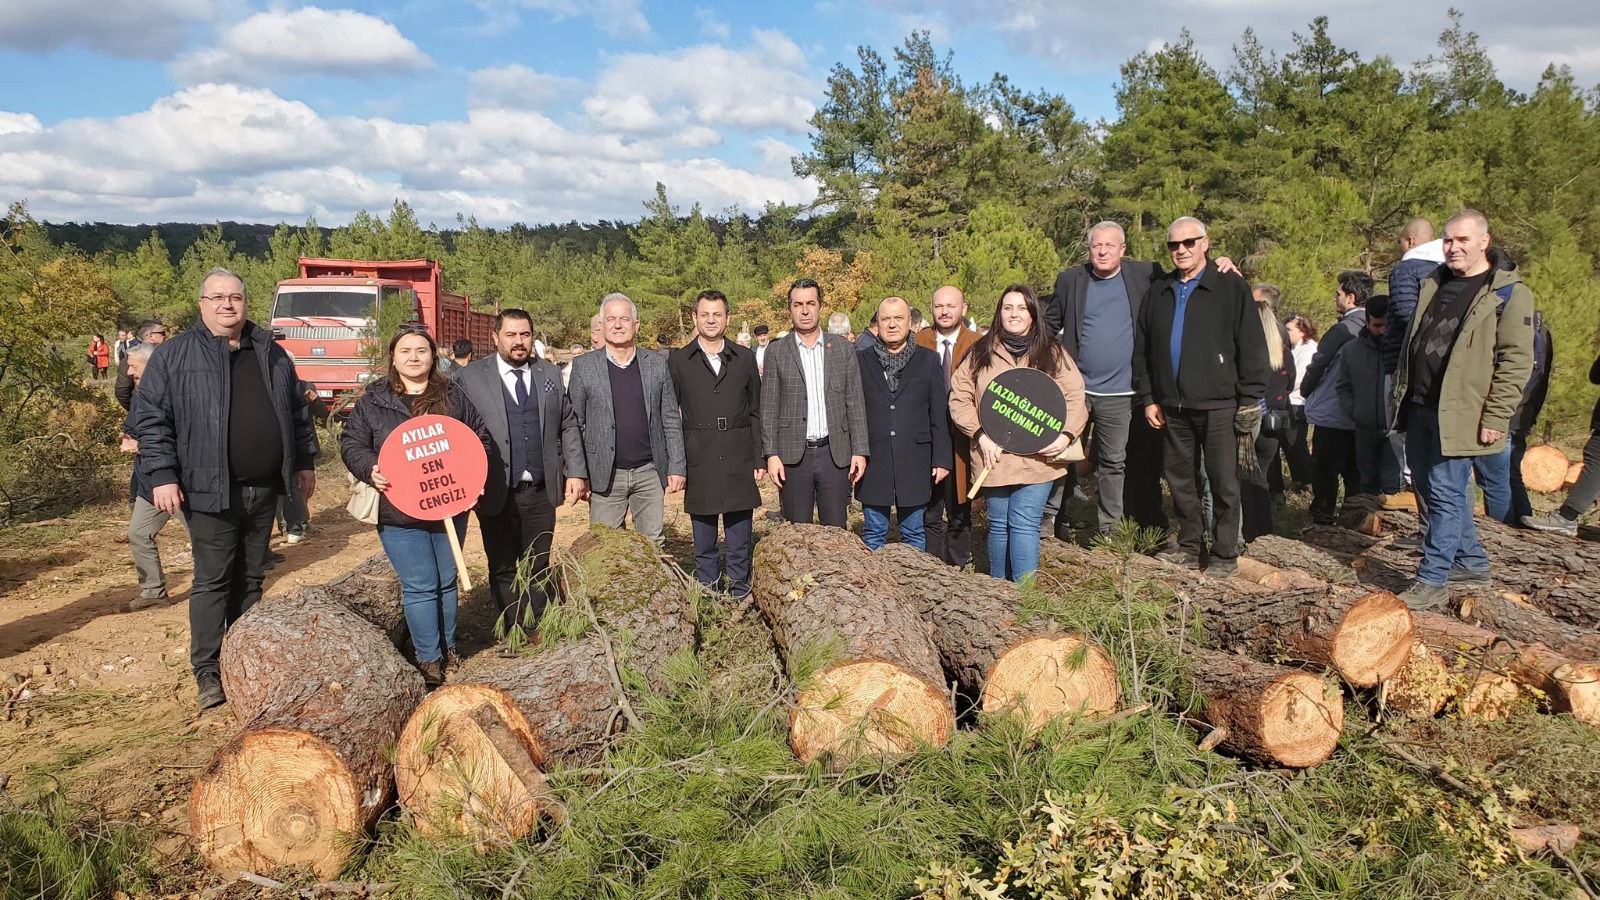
[
  {"xmin": 341, "ymin": 327, "xmax": 493, "ymax": 687},
  {"xmin": 949, "ymin": 285, "xmax": 1088, "ymax": 583}
]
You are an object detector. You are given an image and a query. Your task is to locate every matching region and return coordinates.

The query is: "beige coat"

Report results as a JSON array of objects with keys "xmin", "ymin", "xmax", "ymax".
[{"xmin": 948, "ymin": 345, "xmax": 1088, "ymax": 489}]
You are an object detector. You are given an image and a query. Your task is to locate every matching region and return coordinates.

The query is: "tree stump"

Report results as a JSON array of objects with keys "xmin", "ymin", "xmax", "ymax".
[
  {"xmin": 1190, "ymin": 651, "xmax": 1343, "ymax": 768},
  {"xmin": 871, "ymin": 543, "xmax": 1120, "ymax": 732},
  {"xmin": 1522, "ymin": 445, "xmax": 1571, "ymax": 493},
  {"xmin": 189, "ymin": 590, "xmax": 426, "ymax": 879},
  {"xmin": 752, "ymin": 525, "xmax": 954, "ymax": 766}
]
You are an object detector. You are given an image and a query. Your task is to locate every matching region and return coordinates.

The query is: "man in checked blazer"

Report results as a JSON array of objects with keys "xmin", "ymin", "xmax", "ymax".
[
  {"xmin": 761, "ymin": 279, "xmax": 869, "ymax": 527},
  {"xmin": 567, "ymin": 292, "xmax": 686, "ymax": 545}
]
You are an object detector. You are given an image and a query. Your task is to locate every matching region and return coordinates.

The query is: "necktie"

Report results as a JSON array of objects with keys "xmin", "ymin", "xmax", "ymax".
[
  {"xmin": 513, "ymin": 367, "xmax": 529, "ymax": 406},
  {"xmin": 941, "ymin": 339, "xmax": 952, "ymax": 390}
]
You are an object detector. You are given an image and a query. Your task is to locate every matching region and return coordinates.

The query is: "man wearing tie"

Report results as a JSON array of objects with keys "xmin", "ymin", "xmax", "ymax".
[
  {"xmin": 915, "ymin": 285, "xmax": 980, "ymax": 566},
  {"xmin": 455, "ymin": 309, "xmax": 587, "ymax": 643}
]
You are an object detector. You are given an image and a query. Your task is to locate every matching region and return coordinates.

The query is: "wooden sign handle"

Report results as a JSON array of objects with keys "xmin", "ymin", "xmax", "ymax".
[
  {"xmin": 443, "ymin": 517, "xmax": 473, "ymax": 593},
  {"xmin": 967, "ymin": 463, "xmax": 993, "ymax": 501}
]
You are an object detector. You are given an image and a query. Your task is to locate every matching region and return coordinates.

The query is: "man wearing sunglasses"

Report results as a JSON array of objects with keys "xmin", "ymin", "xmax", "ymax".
[
  {"xmin": 130, "ymin": 268, "xmax": 319, "ymax": 711},
  {"xmin": 1132, "ymin": 217, "xmax": 1269, "ymax": 576}
]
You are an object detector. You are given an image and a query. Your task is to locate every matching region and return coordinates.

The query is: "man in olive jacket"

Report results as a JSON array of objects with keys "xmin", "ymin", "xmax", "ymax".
[{"xmin": 1389, "ymin": 210, "xmax": 1534, "ymax": 610}]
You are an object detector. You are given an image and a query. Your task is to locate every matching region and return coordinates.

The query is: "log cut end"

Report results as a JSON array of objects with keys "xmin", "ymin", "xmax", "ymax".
[
  {"xmin": 1549, "ymin": 662, "xmax": 1600, "ymax": 726},
  {"xmin": 792, "ymin": 661, "xmax": 954, "ymax": 767},
  {"xmin": 1456, "ymin": 671, "xmax": 1520, "ymax": 721},
  {"xmin": 1329, "ymin": 590, "xmax": 1414, "ymax": 687},
  {"xmin": 394, "ymin": 685, "xmax": 552, "ymax": 841},
  {"xmin": 1255, "ymin": 671, "xmax": 1345, "ymax": 768},
  {"xmin": 188, "ymin": 729, "xmax": 364, "ymax": 881},
  {"xmin": 1385, "ymin": 641, "xmax": 1451, "ymax": 719},
  {"xmin": 1522, "ymin": 444, "xmax": 1571, "ymax": 494},
  {"xmin": 982, "ymin": 635, "xmax": 1120, "ymax": 732}
]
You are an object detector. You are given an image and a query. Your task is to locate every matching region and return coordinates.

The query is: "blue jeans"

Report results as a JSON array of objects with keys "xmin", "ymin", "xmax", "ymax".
[
  {"xmin": 1405, "ymin": 406, "xmax": 1489, "ymax": 586},
  {"xmin": 862, "ymin": 504, "xmax": 927, "ymax": 551},
  {"xmin": 378, "ymin": 513, "xmax": 469, "ymax": 663},
  {"xmin": 1473, "ymin": 440, "xmax": 1514, "ymax": 524},
  {"xmin": 983, "ymin": 481, "xmax": 1053, "ymax": 582}
]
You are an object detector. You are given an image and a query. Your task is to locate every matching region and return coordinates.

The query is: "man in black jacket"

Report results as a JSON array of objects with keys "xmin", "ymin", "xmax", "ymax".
[
  {"xmin": 132, "ymin": 269, "xmax": 319, "ymax": 710},
  {"xmin": 1132, "ymin": 217, "xmax": 1269, "ymax": 576}
]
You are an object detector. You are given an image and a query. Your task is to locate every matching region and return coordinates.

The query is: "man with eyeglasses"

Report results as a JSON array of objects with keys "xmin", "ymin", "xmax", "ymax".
[
  {"xmin": 131, "ymin": 268, "xmax": 319, "ymax": 711},
  {"xmin": 1132, "ymin": 217, "xmax": 1268, "ymax": 576}
]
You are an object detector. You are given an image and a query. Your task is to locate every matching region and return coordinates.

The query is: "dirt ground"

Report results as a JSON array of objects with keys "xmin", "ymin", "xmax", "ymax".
[{"xmin": 0, "ymin": 469, "xmax": 752, "ymax": 873}]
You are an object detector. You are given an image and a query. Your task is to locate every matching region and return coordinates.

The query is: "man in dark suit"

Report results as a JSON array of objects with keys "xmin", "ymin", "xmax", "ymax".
[
  {"xmin": 669, "ymin": 290, "xmax": 763, "ymax": 597},
  {"xmin": 567, "ymin": 293, "xmax": 686, "ymax": 544},
  {"xmin": 761, "ymin": 278, "xmax": 869, "ymax": 527},
  {"xmin": 856, "ymin": 297, "xmax": 952, "ymax": 550},
  {"xmin": 455, "ymin": 309, "xmax": 587, "ymax": 640},
  {"xmin": 1133, "ymin": 217, "xmax": 1269, "ymax": 576},
  {"xmin": 915, "ymin": 285, "xmax": 980, "ymax": 565}
]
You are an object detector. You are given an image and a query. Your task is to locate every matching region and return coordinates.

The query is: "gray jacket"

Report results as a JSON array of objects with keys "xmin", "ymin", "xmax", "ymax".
[
  {"xmin": 566, "ymin": 347, "xmax": 686, "ymax": 494},
  {"xmin": 759, "ymin": 331, "xmax": 870, "ymax": 468},
  {"xmin": 454, "ymin": 355, "xmax": 586, "ymax": 514}
]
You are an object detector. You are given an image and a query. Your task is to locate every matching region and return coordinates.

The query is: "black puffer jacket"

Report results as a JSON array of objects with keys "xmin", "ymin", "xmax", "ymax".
[
  {"xmin": 132, "ymin": 321, "xmax": 318, "ymax": 513},
  {"xmin": 340, "ymin": 378, "xmax": 493, "ymax": 529}
]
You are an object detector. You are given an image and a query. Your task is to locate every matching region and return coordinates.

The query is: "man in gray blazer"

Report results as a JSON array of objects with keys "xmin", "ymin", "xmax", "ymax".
[
  {"xmin": 455, "ymin": 309, "xmax": 587, "ymax": 638},
  {"xmin": 567, "ymin": 293, "xmax": 687, "ymax": 544},
  {"xmin": 761, "ymin": 279, "xmax": 869, "ymax": 527}
]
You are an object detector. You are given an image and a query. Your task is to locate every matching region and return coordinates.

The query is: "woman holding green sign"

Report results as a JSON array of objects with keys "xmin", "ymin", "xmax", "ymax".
[{"xmin": 950, "ymin": 285, "xmax": 1088, "ymax": 582}]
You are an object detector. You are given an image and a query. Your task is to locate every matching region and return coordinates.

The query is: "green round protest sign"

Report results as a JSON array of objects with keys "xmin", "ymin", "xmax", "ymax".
[{"xmin": 977, "ymin": 367, "xmax": 1067, "ymax": 455}]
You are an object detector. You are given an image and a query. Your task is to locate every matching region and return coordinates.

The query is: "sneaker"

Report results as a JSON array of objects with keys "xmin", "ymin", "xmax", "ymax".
[
  {"xmin": 1206, "ymin": 557, "xmax": 1239, "ymax": 578},
  {"xmin": 129, "ymin": 590, "xmax": 168, "ymax": 611},
  {"xmin": 1398, "ymin": 581, "xmax": 1451, "ymax": 613},
  {"xmin": 1155, "ymin": 548, "xmax": 1201, "ymax": 569},
  {"xmin": 284, "ymin": 527, "xmax": 306, "ymax": 545},
  {"xmin": 1445, "ymin": 567, "xmax": 1492, "ymax": 588},
  {"xmin": 1053, "ymin": 521, "xmax": 1075, "ymax": 543},
  {"xmin": 196, "ymin": 672, "xmax": 226, "ymax": 710},
  {"xmin": 418, "ymin": 659, "xmax": 444, "ymax": 689},
  {"xmin": 1521, "ymin": 511, "xmax": 1579, "ymax": 537},
  {"xmin": 443, "ymin": 648, "xmax": 461, "ymax": 674}
]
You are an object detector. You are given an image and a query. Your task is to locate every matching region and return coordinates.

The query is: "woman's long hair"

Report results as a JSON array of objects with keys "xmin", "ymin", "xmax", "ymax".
[
  {"xmin": 964, "ymin": 284, "xmax": 1068, "ymax": 377},
  {"xmin": 1256, "ymin": 297, "xmax": 1286, "ymax": 372},
  {"xmin": 385, "ymin": 326, "xmax": 452, "ymax": 416},
  {"xmin": 1288, "ymin": 314, "xmax": 1319, "ymax": 344}
]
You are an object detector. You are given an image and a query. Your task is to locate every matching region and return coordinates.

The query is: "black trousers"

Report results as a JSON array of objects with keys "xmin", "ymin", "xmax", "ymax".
[
  {"xmin": 1310, "ymin": 426, "xmax": 1359, "ymax": 521},
  {"xmin": 691, "ymin": 510, "xmax": 754, "ymax": 596},
  {"xmin": 1283, "ymin": 407, "xmax": 1314, "ymax": 485},
  {"xmin": 1125, "ymin": 412, "xmax": 1169, "ymax": 532},
  {"xmin": 1162, "ymin": 407, "xmax": 1241, "ymax": 559},
  {"xmin": 779, "ymin": 441, "xmax": 852, "ymax": 527},
  {"xmin": 185, "ymin": 483, "xmax": 278, "ymax": 677},
  {"xmin": 1243, "ymin": 427, "xmax": 1280, "ymax": 542},
  {"xmin": 476, "ymin": 481, "xmax": 557, "ymax": 635},
  {"xmin": 923, "ymin": 470, "xmax": 972, "ymax": 567}
]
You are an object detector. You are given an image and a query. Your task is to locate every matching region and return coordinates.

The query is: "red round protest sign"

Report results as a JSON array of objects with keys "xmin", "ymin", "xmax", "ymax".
[{"xmin": 376, "ymin": 414, "xmax": 488, "ymax": 521}]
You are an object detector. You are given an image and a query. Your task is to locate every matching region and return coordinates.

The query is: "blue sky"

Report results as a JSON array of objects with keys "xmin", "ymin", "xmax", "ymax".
[{"xmin": 0, "ymin": 0, "xmax": 1591, "ymax": 227}]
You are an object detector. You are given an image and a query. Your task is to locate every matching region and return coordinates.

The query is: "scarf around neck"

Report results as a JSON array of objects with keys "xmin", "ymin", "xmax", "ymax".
[
  {"xmin": 999, "ymin": 330, "xmax": 1033, "ymax": 359},
  {"xmin": 873, "ymin": 339, "xmax": 916, "ymax": 394}
]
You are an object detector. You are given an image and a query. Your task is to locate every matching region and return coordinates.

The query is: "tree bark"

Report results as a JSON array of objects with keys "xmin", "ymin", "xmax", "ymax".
[
  {"xmin": 1407, "ymin": 612, "xmax": 1600, "ymax": 726},
  {"xmin": 1037, "ymin": 543, "xmax": 1413, "ymax": 688},
  {"xmin": 870, "ymin": 543, "xmax": 1120, "ymax": 733},
  {"xmin": 563, "ymin": 526, "xmax": 698, "ymax": 688},
  {"xmin": 189, "ymin": 589, "xmax": 426, "ymax": 880},
  {"xmin": 1453, "ymin": 592, "xmax": 1600, "ymax": 661},
  {"xmin": 1189, "ymin": 650, "xmax": 1344, "ymax": 769},
  {"xmin": 1394, "ymin": 613, "xmax": 1521, "ymax": 720},
  {"xmin": 310, "ymin": 553, "xmax": 407, "ymax": 649},
  {"xmin": 751, "ymin": 525, "xmax": 954, "ymax": 767}
]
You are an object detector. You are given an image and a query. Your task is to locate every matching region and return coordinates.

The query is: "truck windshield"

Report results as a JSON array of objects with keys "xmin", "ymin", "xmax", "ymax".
[{"xmin": 274, "ymin": 290, "xmax": 375, "ymax": 319}]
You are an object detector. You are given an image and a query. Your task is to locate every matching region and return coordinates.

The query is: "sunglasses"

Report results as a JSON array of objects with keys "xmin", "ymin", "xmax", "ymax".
[
  {"xmin": 1166, "ymin": 236, "xmax": 1205, "ymax": 251},
  {"xmin": 395, "ymin": 323, "xmax": 432, "ymax": 336}
]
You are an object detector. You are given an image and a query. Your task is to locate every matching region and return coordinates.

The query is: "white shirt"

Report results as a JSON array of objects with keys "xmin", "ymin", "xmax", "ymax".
[
  {"xmin": 1289, "ymin": 340, "xmax": 1317, "ymax": 406},
  {"xmin": 755, "ymin": 342, "xmax": 767, "ymax": 372},
  {"xmin": 496, "ymin": 354, "xmax": 537, "ymax": 482},
  {"xmin": 794, "ymin": 332, "xmax": 828, "ymax": 441},
  {"xmin": 698, "ymin": 339, "xmax": 725, "ymax": 375}
]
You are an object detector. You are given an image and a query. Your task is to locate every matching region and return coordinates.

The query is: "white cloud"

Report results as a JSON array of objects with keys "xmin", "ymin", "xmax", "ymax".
[
  {"xmin": 468, "ymin": 64, "xmax": 585, "ymax": 110},
  {"xmin": 755, "ymin": 137, "xmax": 800, "ymax": 170},
  {"xmin": 472, "ymin": 0, "xmax": 650, "ymax": 39},
  {"xmin": 0, "ymin": 0, "xmax": 215, "ymax": 58},
  {"xmin": 172, "ymin": 7, "xmax": 432, "ymax": 85},
  {"xmin": 694, "ymin": 7, "xmax": 731, "ymax": 40},
  {"xmin": 0, "ymin": 83, "xmax": 816, "ymax": 226},
  {"xmin": 584, "ymin": 31, "xmax": 819, "ymax": 135}
]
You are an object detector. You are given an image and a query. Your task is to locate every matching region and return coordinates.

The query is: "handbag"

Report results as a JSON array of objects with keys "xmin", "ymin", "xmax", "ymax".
[
  {"xmin": 1050, "ymin": 434, "xmax": 1087, "ymax": 464},
  {"xmin": 345, "ymin": 472, "xmax": 380, "ymax": 525},
  {"xmin": 1261, "ymin": 407, "xmax": 1294, "ymax": 440}
]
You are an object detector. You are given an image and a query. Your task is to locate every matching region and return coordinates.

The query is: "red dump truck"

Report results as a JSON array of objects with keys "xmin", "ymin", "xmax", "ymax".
[{"xmin": 271, "ymin": 258, "xmax": 495, "ymax": 413}]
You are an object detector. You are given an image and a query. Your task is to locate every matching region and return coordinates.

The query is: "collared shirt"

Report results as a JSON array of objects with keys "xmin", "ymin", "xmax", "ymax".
[
  {"xmin": 1169, "ymin": 269, "xmax": 1204, "ymax": 378},
  {"xmin": 604, "ymin": 346, "xmax": 638, "ymax": 369},
  {"xmin": 495, "ymin": 354, "xmax": 536, "ymax": 481},
  {"xmin": 697, "ymin": 338, "xmax": 725, "ymax": 375},
  {"xmin": 794, "ymin": 332, "xmax": 828, "ymax": 440}
]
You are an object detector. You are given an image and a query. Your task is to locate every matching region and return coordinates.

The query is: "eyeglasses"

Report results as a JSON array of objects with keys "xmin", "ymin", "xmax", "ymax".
[
  {"xmin": 1166, "ymin": 237, "xmax": 1205, "ymax": 251},
  {"xmin": 395, "ymin": 323, "xmax": 432, "ymax": 336},
  {"xmin": 201, "ymin": 293, "xmax": 245, "ymax": 306}
]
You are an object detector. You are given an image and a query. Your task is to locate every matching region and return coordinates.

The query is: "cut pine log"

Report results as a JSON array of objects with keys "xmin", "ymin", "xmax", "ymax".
[
  {"xmin": 1189, "ymin": 650, "xmax": 1344, "ymax": 768},
  {"xmin": 1037, "ymin": 543, "xmax": 1413, "ymax": 688},
  {"xmin": 308, "ymin": 553, "xmax": 407, "ymax": 649},
  {"xmin": 871, "ymin": 543, "xmax": 1120, "ymax": 732},
  {"xmin": 1455, "ymin": 592, "xmax": 1600, "ymax": 660},
  {"xmin": 1384, "ymin": 641, "xmax": 1454, "ymax": 719},
  {"xmin": 1397, "ymin": 613, "xmax": 1521, "ymax": 720},
  {"xmin": 752, "ymin": 525, "xmax": 954, "ymax": 766},
  {"xmin": 1566, "ymin": 461, "xmax": 1585, "ymax": 489},
  {"xmin": 189, "ymin": 589, "xmax": 426, "ymax": 879},
  {"xmin": 1522, "ymin": 444, "xmax": 1572, "ymax": 493},
  {"xmin": 1409, "ymin": 612, "xmax": 1600, "ymax": 726},
  {"xmin": 394, "ymin": 526, "xmax": 696, "ymax": 840}
]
